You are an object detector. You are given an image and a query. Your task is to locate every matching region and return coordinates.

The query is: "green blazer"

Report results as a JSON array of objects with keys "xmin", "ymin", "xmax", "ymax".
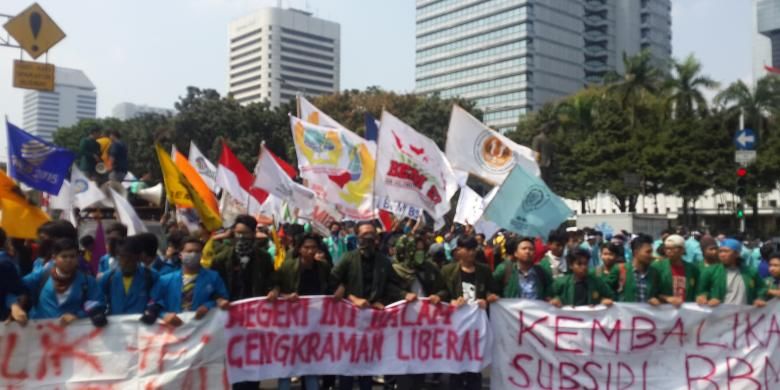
[
  {"xmin": 552, "ymin": 274, "xmax": 614, "ymax": 306},
  {"xmin": 619, "ymin": 262, "xmax": 661, "ymax": 303},
  {"xmin": 595, "ymin": 265, "xmax": 620, "ymax": 293},
  {"xmin": 538, "ymin": 254, "xmax": 568, "ymax": 280},
  {"xmin": 697, "ymin": 263, "xmax": 764, "ymax": 304},
  {"xmin": 651, "ymin": 258, "xmax": 700, "ymax": 302},
  {"xmin": 492, "ymin": 260, "xmax": 552, "ymax": 299},
  {"xmin": 761, "ymin": 277, "xmax": 780, "ymax": 300},
  {"xmin": 273, "ymin": 257, "xmax": 332, "ymax": 295},
  {"xmin": 331, "ymin": 249, "xmax": 404, "ymax": 305},
  {"xmin": 211, "ymin": 240, "xmax": 275, "ymax": 300},
  {"xmin": 440, "ymin": 262, "xmax": 498, "ymax": 302},
  {"xmin": 392, "ymin": 260, "xmax": 446, "ymax": 299}
]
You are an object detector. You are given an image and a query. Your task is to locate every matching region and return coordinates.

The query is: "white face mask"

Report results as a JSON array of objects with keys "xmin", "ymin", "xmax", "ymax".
[{"xmin": 181, "ymin": 253, "xmax": 202, "ymax": 268}]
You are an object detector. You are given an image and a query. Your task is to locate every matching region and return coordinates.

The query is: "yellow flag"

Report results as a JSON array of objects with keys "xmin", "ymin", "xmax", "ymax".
[
  {"xmin": 271, "ymin": 225, "xmax": 286, "ymax": 270},
  {"xmin": 173, "ymin": 149, "xmax": 219, "ymax": 215},
  {"xmin": 0, "ymin": 170, "xmax": 49, "ymax": 239},
  {"xmin": 200, "ymin": 236, "xmax": 215, "ymax": 269},
  {"xmin": 155, "ymin": 144, "xmax": 222, "ymax": 231}
]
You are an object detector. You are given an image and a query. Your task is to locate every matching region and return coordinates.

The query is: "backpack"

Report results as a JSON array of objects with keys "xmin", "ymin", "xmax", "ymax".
[{"xmin": 103, "ymin": 268, "xmax": 154, "ymax": 313}]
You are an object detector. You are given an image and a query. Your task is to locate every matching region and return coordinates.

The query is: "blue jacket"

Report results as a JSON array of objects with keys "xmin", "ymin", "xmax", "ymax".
[
  {"xmin": 32, "ymin": 257, "xmax": 50, "ymax": 273},
  {"xmin": 152, "ymin": 268, "xmax": 228, "ymax": 315},
  {"xmin": 0, "ymin": 257, "xmax": 23, "ymax": 321},
  {"xmin": 98, "ymin": 267, "xmax": 159, "ymax": 315},
  {"xmin": 148, "ymin": 256, "xmax": 178, "ymax": 276},
  {"xmin": 22, "ymin": 269, "xmax": 103, "ymax": 320},
  {"xmin": 98, "ymin": 254, "xmax": 116, "ymax": 275},
  {"xmin": 684, "ymin": 237, "xmax": 703, "ymax": 264}
]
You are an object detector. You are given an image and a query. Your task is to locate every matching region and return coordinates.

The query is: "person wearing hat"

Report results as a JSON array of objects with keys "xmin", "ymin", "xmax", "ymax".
[
  {"xmin": 699, "ymin": 235, "xmax": 720, "ymax": 270},
  {"xmin": 492, "ymin": 236, "xmax": 552, "ymax": 300},
  {"xmin": 651, "ymin": 234, "xmax": 700, "ymax": 305},
  {"xmin": 439, "ymin": 236, "xmax": 498, "ymax": 390},
  {"xmin": 696, "ymin": 238, "xmax": 766, "ymax": 307}
]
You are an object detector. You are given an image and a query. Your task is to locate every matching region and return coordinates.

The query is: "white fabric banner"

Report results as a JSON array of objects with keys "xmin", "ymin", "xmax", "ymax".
[
  {"xmin": 189, "ymin": 141, "xmax": 219, "ymax": 192},
  {"xmin": 225, "ymin": 296, "xmax": 491, "ymax": 383},
  {"xmin": 454, "ymin": 186, "xmax": 485, "ymax": 226},
  {"xmin": 490, "ymin": 299, "xmax": 780, "ymax": 389},
  {"xmin": 374, "ymin": 111, "xmax": 458, "ymax": 222},
  {"xmin": 0, "ymin": 311, "xmax": 227, "ymax": 388},
  {"xmin": 253, "ymin": 145, "xmax": 316, "ymax": 214},
  {"xmin": 445, "ymin": 105, "xmax": 540, "ymax": 184}
]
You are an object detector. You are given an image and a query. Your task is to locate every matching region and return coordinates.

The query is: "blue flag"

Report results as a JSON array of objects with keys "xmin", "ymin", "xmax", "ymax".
[
  {"xmin": 483, "ymin": 165, "xmax": 572, "ymax": 240},
  {"xmin": 364, "ymin": 112, "xmax": 379, "ymax": 142},
  {"xmin": 6, "ymin": 121, "xmax": 75, "ymax": 194}
]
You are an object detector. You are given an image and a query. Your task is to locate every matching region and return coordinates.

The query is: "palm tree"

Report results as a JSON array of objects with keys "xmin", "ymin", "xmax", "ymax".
[
  {"xmin": 606, "ymin": 50, "xmax": 665, "ymax": 126},
  {"xmin": 714, "ymin": 76, "xmax": 780, "ymax": 140},
  {"xmin": 665, "ymin": 54, "xmax": 719, "ymax": 118}
]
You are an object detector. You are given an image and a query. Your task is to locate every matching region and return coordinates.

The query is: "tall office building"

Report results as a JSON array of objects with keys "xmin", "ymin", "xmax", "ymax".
[
  {"xmin": 22, "ymin": 67, "xmax": 97, "ymax": 142},
  {"xmin": 754, "ymin": 0, "xmax": 780, "ymax": 80},
  {"xmin": 415, "ymin": 0, "xmax": 672, "ymax": 132},
  {"xmin": 227, "ymin": 7, "xmax": 340, "ymax": 107}
]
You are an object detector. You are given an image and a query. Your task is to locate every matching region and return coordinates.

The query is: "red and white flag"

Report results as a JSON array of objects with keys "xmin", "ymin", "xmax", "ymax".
[
  {"xmin": 216, "ymin": 141, "xmax": 267, "ymax": 213},
  {"xmin": 253, "ymin": 145, "xmax": 315, "ymax": 214}
]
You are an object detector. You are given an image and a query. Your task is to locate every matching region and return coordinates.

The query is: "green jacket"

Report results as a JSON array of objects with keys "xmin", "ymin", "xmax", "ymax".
[
  {"xmin": 552, "ymin": 273, "xmax": 614, "ymax": 306},
  {"xmin": 538, "ymin": 254, "xmax": 568, "ymax": 280},
  {"xmin": 211, "ymin": 240, "xmax": 275, "ymax": 300},
  {"xmin": 594, "ymin": 264, "xmax": 620, "ymax": 293},
  {"xmin": 697, "ymin": 263, "xmax": 764, "ymax": 304},
  {"xmin": 392, "ymin": 260, "xmax": 446, "ymax": 299},
  {"xmin": 331, "ymin": 249, "xmax": 404, "ymax": 305},
  {"xmin": 492, "ymin": 260, "xmax": 552, "ymax": 299},
  {"xmin": 273, "ymin": 257, "xmax": 332, "ymax": 295},
  {"xmin": 651, "ymin": 258, "xmax": 700, "ymax": 302},
  {"xmin": 440, "ymin": 261, "xmax": 498, "ymax": 302},
  {"xmin": 619, "ymin": 262, "xmax": 661, "ymax": 303},
  {"xmin": 761, "ymin": 277, "xmax": 780, "ymax": 300}
]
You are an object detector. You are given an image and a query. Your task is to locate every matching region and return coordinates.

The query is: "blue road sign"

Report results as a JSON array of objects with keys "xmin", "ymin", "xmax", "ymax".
[{"xmin": 734, "ymin": 128, "xmax": 756, "ymax": 150}]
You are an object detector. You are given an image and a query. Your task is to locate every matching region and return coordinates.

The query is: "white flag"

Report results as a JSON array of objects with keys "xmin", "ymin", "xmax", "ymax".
[
  {"xmin": 122, "ymin": 171, "xmax": 137, "ymax": 190},
  {"xmin": 253, "ymin": 145, "xmax": 316, "ymax": 214},
  {"xmin": 445, "ymin": 105, "xmax": 539, "ymax": 184},
  {"xmin": 110, "ymin": 188, "xmax": 147, "ymax": 235},
  {"xmin": 454, "ymin": 186, "xmax": 485, "ymax": 226},
  {"xmin": 374, "ymin": 110, "xmax": 458, "ymax": 221},
  {"xmin": 188, "ymin": 141, "xmax": 218, "ymax": 192},
  {"xmin": 298, "ymin": 96, "xmax": 348, "ymax": 131},
  {"xmin": 71, "ymin": 166, "xmax": 106, "ymax": 210},
  {"xmin": 49, "ymin": 180, "xmax": 78, "ymax": 225}
]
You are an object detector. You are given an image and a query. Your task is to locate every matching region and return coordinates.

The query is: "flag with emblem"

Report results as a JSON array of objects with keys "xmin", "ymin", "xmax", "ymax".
[{"xmin": 6, "ymin": 120, "xmax": 75, "ymax": 194}]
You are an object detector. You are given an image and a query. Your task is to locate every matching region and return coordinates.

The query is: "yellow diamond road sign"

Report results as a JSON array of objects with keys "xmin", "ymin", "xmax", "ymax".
[{"xmin": 3, "ymin": 3, "xmax": 65, "ymax": 59}]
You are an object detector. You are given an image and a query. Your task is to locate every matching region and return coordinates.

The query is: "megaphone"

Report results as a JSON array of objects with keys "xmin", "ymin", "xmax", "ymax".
[
  {"xmin": 95, "ymin": 162, "xmax": 107, "ymax": 175},
  {"xmin": 137, "ymin": 183, "xmax": 163, "ymax": 207}
]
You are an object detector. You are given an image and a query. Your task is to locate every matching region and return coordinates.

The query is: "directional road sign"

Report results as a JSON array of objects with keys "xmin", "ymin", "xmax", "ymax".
[
  {"xmin": 734, "ymin": 128, "xmax": 756, "ymax": 150},
  {"xmin": 3, "ymin": 3, "xmax": 65, "ymax": 59}
]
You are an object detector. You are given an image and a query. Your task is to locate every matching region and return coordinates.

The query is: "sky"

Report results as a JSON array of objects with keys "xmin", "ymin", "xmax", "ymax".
[{"xmin": 0, "ymin": 0, "xmax": 758, "ymax": 126}]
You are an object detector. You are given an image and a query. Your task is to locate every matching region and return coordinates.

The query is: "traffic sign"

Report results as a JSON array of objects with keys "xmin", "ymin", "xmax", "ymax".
[
  {"xmin": 734, "ymin": 128, "xmax": 756, "ymax": 150},
  {"xmin": 12, "ymin": 60, "xmax": 54, "ymax": 91},
  {"xmin": 3, "ymin": 3, "xmax": 65, "ymax": 59},
  {"xmin": 735, "ymin": 150, "xmax": 757, "ymax": 165}
]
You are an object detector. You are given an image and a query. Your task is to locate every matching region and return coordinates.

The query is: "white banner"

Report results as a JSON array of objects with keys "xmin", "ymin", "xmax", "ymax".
[
  {"xmin": 0, "ymin": 311, "xmax": 227, "ymax": 388},
  {"xmin": 225, "ymin": 296, "xmax": 491, "ymax": 383},
  {"xmin": 454, "ymin": 186, "xmax": 485, "ymax": 226},
  {"xmin": 491, "ymin": 299, "xmax": 780, "ymax": 389}
]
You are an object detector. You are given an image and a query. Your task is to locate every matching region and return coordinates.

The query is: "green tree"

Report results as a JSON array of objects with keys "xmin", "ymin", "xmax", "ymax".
[{"xmin": 665, "ymin": 54, "xmax": 719, "ymax": 118}]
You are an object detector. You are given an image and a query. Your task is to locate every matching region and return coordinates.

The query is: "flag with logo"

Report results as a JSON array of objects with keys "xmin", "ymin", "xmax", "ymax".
[
  {"xmin": 374, "ymin": 110, "xmax": 458, "ymax": 221},
  {"xmin": 70, "ymin": 166, "xmax": 106, "ymax": 209},
  {"xmin": 253, "ymin": 145, "xmax": 315, "ymax": 214},
  {"xmin": 483, "ymin": 165, "xmax": 572, "ymax": 239},
  {"xmin": 445, "ymin": 105, "xmax": 539, "ymax": 184},
  {"xmin": 188, "ymin": 141, "xmax": 219, "ymax": 193},
  {"xmin": 6, "ymin": 121, "xmax": 75, "ymax": 194}
]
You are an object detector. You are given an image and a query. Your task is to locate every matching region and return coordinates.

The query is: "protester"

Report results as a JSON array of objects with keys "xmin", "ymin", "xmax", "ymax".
[
  {"xmin": 134, "ymin": 232, "xmax": 176, "ymax": 275},
  {"xmin": 78, "ymin": 127, "xmax": 101, "ymax": 179},
  {"xmin": 757, "ymin": 242, "xmax": 775, "ymax": 279},
  {"xmin": 550, "ymin": 249, "xmax": 614, "ymax": 307},
  {"xmin": 325, "ymin": 221, "xmax": 349, "ymax": 265},
  {"xmin": 0, "ymin": 228, "xmax": 25, "ymax": 322},
  {"xmin": 696, "ymin": 238, "xmax": 766, "ymax": 307},
  {"xmin": 20, "ymin": 238, "xmax": 104, "ymax": 325},
  {"xmin": 439, "ymin": 236, "xmax": 498, "ymax": 390},
  {"xmin": 538, "ymin": 231, "xmax": 567, "ymax": 279},
  {"xmin": 761, "ymin": 253, "xmax": 780, "ymax": 301},
  {"xmin": 271, "ymin": 233, "xmax": 331, "ymax": 390},
  {"xmin": 652, "ymin": 234, "xmax": 699, "ymax": 306},
  {"xmin": 618, "ymin": 234, "xmax": 661, "ymax": 304},
  {"xmin": 699, "ymin": 235, "xmax": 720, "ymax": 270},
  {"xmin": 108, "ymin": 130, "xmax": 129, "ymax": 184},
  {"xmin": 493, "ymin": 236, "xmax": 552, "ymax": 300},
  {"xmin": 595, "ymin": 242, "xmax": 624, "ymax": 292},
  {"xmin": 98, "ymin": 223, "xmax": 128, "ymax": 277},
  {"xmin": 684, "ymin": 230, "xmax": 704, "ymax": 264},
  {"xmin": 98, "ymin": 237, "xmax": 159, "ymax": 316},
  {"xmin": 152, "ymin": 237, "xmax": 229, "ymax": 327},
  {"xmin": 331, "ymin": 221, "xmax": 404, "ymax": 390},
  {"xmin": 212, "ymin": 215, "xmax": 275, "ymax": 301},
  {"xmin": 164, "ymin": 230, "xmax": 186, "ymax": 269}
]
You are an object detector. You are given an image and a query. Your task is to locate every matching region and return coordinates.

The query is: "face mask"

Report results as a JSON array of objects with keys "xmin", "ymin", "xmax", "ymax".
[
  {"xmin": 413, "ymin": 250, "xmax": 425, "ymax": 266},
  {"xmin": 181, "ymin": 253, "xmax": 201, "ymax": 268},
  {"xmin": 235, "ymin": 237, "xmax": 254, "ymax": 255}
]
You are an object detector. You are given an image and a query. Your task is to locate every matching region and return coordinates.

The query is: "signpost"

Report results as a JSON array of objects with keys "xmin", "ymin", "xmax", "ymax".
[
  {"xmin": 2, "ymin": 3, "xmax": 65, "ymax": 59},
  {"xmin": 733, "ymin": 128, "xmax": 757, "ymax": 233},
  {"xmin": 12, "ymin": 59, "xmax": 53, "ymax": 91}
]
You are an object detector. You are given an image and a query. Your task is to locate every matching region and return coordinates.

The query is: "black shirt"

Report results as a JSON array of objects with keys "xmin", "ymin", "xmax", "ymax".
[
  {"xmin": 361, "ymin": 255, "xmax": 374, "ymax": 298},
  {"xmin": 298, "ymin": 265, "xmax": 322, "ymax": 296},
  {"xmin": 574, "ymin": 279, "xmax": 588, "ymax": 306}
]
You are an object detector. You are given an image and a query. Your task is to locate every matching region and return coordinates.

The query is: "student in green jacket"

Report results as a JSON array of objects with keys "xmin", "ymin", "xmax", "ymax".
[
  {"xmin": 762, "ymin": 253, "xmax": 780, "ymax": 300},
  {"xmin": 594, "ymin": 243, "xmax": 624, "ymax": 292},
  {"xmin": 538, "ymin": 231, "xmax": 568, "ymax": 280},
  {"xmin": 550, "ymin": 249, "xmax": 614, "ymax": 307},
  {"xmin": 698, "ymin": 235, "xmax": 720, "ymax": 271},
  {"xmin": 617, "ymin": 234, "xmax": 662, "ymax": 304},
  {"xmin": 493, "ymin": 236, "xmax": 552, "ymax": 300},
  {"xmin": 651, "ymin": 234, "xmax": 699, "ymax": 306},
  {"xmin": 696, "ymin": 238, "xmax": 766, "ymax": 307}
]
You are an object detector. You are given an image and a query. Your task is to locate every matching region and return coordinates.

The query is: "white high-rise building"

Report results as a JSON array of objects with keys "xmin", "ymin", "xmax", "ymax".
[
  {"xmin": 753, "ymin": 0, "xmax": 780, "ymax": 81},
  {"xmin": 415, "ymin": 0, "xmax": 672, "ymax": 132},
  {"xmin": 22, "ymin": 67, "xmax": 97, "ymax": 142},
  {"xmin": 112, "ymin": 102, "xmax": 174, "ymax": 120},
  {"xmin": 227, "ymin": 7, "xmax": 341, "ymax": 107}
]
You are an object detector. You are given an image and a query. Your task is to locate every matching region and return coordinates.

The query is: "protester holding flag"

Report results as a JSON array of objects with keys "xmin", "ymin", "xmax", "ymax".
[
  {"xmin": 492, "ymin": 236, "xmax": 552, "ymax": 300},
  {"xmin": 652, "ymin": 234, "xmax": 700, "ymax": 306},
  {"xmin": 696, "ymin": 238, "xmax": 766, "ymax": 307},
  {"xmin": 19, "ymin": 238, "xmax": 104, "ymax": 325},
  {"xmin": 550, "ymin": 249, "xmax": 614, "ymax": 307},
  {"xmin": 211, "ymin": 215, "xmax": 275, "ymax": 301},
  {"xmin": 616, "ymin": 234, "xmax": 662, "ymax": 304},
  {"xmin": 152, "ymin": 237, "xmax": 229, "ymax": 327},
  {"xmin": 98, "ymin": 237, "xmax": 159, "ymax": 316}
]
